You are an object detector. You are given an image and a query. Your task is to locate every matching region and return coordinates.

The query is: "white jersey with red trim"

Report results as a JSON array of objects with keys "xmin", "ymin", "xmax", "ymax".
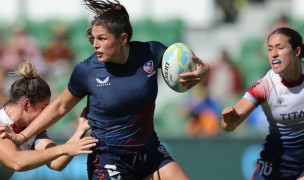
[
  {"xmin": 244, "ymin": 61, "xmax": 304, "ymax": 165},
  {"xmin": 0, "ymin": 108, "xmax": 37, "ymax": 179}
]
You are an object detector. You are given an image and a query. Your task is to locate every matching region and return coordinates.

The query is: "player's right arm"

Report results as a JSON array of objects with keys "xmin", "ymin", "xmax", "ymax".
[
  {"xmin": 0, "ymin": 136, "xmax": 97, "ymax": 171},
  {"xmin": 221, "ymin": 98, "xmax": 256, "ymax": 132}
]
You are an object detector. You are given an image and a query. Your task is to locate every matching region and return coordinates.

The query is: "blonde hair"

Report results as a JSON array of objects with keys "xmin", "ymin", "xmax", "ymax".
[
  {"xmin": 16, "ymin": 61, "xmax": 39, "ymax": 78},
  {"xmin": 4, "ymin": 61, "xmax": 51, "ymax": 106}
]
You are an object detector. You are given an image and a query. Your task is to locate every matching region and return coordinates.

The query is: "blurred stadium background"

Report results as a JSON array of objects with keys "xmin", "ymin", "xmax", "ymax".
[{"xmin": 1, "ymin": 0, "xmax": 304, "ymax": 179}]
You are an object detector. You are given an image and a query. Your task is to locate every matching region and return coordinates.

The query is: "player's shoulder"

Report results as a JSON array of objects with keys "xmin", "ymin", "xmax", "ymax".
[
  {"xmin": 82, "ymin": 53, "xmax": 99, "ymax": 64},
  {"xmin": 76, "ymin": 53, "xmax": 105, "ymax": 70},
  {"xmin": 247, "ymin": 71, "xmax": 271, "ymax": 91}
]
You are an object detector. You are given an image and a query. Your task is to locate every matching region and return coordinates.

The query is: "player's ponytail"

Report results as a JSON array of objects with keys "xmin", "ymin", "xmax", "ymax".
[
  {"xmin": 16, "ymin": 60, "xmax": 39, "ymax": 79},
  {"xmin": 84, "ymin": 0, "xmax": 128, "ymax": 17},
  {"xmin": 4, "ymin": 61, "xmax": 51, "ymax": 106}
]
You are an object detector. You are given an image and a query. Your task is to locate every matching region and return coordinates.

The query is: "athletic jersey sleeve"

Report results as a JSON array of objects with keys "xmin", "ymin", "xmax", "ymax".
[
  {"xmin": 68, "ymin": 61, "xmax": 88, "ymax": 98},
  {"xmin": 148, "ymin": 41, "xmax": 167, "ymax": 68},
  {"xmin": 33, "ymin": 130, "xmax": 49, "ymax": 149},
  {"xmin": 243, "ymin": 73, "xmax": 272, "ymax": 105}
]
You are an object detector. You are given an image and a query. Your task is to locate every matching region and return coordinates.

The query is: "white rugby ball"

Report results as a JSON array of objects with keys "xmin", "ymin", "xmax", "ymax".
[{"xmin": 161, "ymin": 42, "xmax": 196, "ymax": 93}]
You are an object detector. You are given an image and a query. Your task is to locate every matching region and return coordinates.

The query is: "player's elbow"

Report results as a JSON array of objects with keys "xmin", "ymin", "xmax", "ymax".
[
  {"xmin": 1, "ymin": 154, "xmax": 31, "ymax": 171},
  {"xmin": 48, "ymin": 164, "xmax": 67, "ymax": 171},
  {"xmin": 51, "ymin": 167, "xmax": 65, "ymax": 172},
  {"xmin": 10, "ymin": 161, "xmax": 28, "ymax": 171}
]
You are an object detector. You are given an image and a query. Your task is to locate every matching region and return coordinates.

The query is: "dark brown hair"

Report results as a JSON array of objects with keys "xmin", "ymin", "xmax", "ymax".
[
  {"xmin": 268, "ymin": 27, "xmax": 304, "ymax": 57},
  {"xmin": 84, "ymin": 0, "xmax": 133, "ymax": 44}
]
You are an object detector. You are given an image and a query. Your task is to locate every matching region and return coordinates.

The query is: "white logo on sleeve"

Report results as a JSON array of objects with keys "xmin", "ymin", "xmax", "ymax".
[
  {"xmin": 105, "ymin": 164, "xmax": 121, "ymax": 179},
  {"xmin": 96, "ymin": 77, "xmax": 111, "ymax": 87}
]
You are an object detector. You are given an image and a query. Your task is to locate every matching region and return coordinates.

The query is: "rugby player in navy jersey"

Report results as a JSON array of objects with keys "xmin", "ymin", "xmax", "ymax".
[
  {"xmin": 222, "ymin": 27, "xmax": 304, "ymax": 180},
  {"xmin": 5, "ymin": 0, "xmax": 210, "ymax": 179},
  {"xmin": 0, "ymin": 61, "xmax": 97, "ymax": 179}
]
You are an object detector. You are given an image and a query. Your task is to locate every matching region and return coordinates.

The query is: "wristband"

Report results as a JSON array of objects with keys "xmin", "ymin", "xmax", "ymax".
[{"xmin": 19, "ymin": 132, "xmax": 28, "ymax": 142}]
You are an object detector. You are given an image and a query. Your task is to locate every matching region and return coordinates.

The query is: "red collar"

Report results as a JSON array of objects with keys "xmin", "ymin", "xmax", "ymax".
[
  {"xmin": 281, "ymin": 74, "xmax": 304, "ymax": 87},
  {"xmin": 10, "ymin": 123, "xmax": 25, "ymax": 134}
]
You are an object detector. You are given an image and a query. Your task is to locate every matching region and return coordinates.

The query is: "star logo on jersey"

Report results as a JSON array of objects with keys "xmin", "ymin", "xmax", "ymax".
[
  {"xmin": 143, "ymin": 60, "xmax": 156, "ymax": 77},
  {"xmin": 96, "ymin": 77, "xmax": 111, "ymax": 87},
  {"xmin": 143, "ymin": 60, "xmax": 154, "ymax": 73}
]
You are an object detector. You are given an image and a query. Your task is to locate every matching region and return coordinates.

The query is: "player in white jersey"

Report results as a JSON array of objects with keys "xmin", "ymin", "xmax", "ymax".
[
  {"xmin": 222, "ymin": 27, "xmax": 304, "ymax": 180},
  {"xmin": 0, "ymin": 61, "xmax": 97, "ymax": 179}
]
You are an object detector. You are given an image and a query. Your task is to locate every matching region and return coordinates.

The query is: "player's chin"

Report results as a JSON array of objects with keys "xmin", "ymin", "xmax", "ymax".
[
  {"xmin": 271, "ymin": 67, "xmax": 282, "ymax": 74},
  {"xmin": 97, "ymin": 58, "xmax": 107, "ymax": 63}
]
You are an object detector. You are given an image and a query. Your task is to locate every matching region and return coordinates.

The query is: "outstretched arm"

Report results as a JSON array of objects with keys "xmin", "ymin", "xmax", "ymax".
[
  {"xmin": 179, "ymin": 55, "xmax": 210, "ymax": 88},
  {"xmin": 35, "ymin": 108, "xmax": 93, "ymax": 171},
  {"xmin": 0, "ymin": 136, "xmax": 97, "ymax": 172},
  {"xmin": 221, "ymin": 98, "xmax": 256, "ymax": 132}
]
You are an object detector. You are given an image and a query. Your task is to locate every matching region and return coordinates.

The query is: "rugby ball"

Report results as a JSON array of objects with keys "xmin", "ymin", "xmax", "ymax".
[{"xmin": 161, "ymin": 43, "xmax": 196, "ymax": 93}]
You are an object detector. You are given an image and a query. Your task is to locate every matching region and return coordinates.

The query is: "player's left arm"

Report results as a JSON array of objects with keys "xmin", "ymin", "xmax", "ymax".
[
  {"xmin": 179, "ymin": 55, "xmax": 210, "ymax": 87},
  {"xmin": 0, "ymin": 138, "xmax": 59, "ymax": 171},
  {"xmin": 221, "ymin": 98, "xmax": 256, "ymax": 132},
  {"xmin": 0, "ymin": 137, "xmax": 94, "ymax": 171},
  {"xmin": 35, "ymin": 108, "xmax": 92, "ymax": 171}
]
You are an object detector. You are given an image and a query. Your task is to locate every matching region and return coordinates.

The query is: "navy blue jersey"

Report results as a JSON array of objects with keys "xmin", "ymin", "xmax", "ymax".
[{"xmin": 68, "ymin": 41, "xmax": 167, "ymax": 154}]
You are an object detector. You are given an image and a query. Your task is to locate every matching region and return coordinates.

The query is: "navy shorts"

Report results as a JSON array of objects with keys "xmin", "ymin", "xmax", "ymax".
[
  {"xmin": 87, "ymin": 141, "xmax": 174, "ymax": 180},
  {"xmin": 251, "ymin": 159, "xmax": 304, "ymax": 180}
]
